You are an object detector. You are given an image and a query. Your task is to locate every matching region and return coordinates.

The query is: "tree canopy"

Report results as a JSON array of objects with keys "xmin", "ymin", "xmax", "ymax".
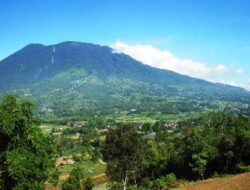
[
  {"xmin": 102, "ymin": 124, "xmax": 143, "ymax": 190},
  {"xmin": 102, "ymin": 112, "xmax": 250, "ymax": 189},
  {"xmin": 0, "ymin": 94, "xmax": 56, "ymax": 190}
]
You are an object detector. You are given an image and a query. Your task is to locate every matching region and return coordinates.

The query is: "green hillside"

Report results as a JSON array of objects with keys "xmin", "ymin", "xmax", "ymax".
[{"xmin": 0, "ymin": 41, "xmax": 249, "ymax": 122}]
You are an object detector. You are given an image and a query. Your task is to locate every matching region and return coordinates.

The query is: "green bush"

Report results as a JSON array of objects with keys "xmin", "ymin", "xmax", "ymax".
[
  {"xmin": 165, "ymin": 173, "xmax": 177, "ymax": 187},
  {"xmin": 237, "ymin": 164, "xmax": 250, "ymax": 172}
]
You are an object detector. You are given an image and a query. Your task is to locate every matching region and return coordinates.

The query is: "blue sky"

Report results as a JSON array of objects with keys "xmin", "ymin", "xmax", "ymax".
[{"xmin": 0, "ymin": 0, "xmax": 250, "ymax": 89}]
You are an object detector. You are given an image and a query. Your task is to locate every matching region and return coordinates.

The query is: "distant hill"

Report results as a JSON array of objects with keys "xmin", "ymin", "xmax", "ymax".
[{"xmin": 0, "ymin": 41, "xmax": 249, "ymax": 121}]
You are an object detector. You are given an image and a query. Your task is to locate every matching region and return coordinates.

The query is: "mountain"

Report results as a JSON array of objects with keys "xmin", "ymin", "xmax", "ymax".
[{"xmin": 0, "ymin": 41, "xmax": 249, "ymax": 122}]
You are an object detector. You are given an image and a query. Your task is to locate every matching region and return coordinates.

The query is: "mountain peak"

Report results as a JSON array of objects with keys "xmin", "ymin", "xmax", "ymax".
[
  {"xmin": 54, "ymin": 41, "xmax": 108, "ymax": 49},
  {"xmin": 19, "ymin": 43, "xmax": 46, "ymax": 52},
  {"xmin": 0, "ymin": 41, "xmax": 249, "ymax": 105},
  {"xmin": 56, "ymin": 41, "xmax": 88, "ymax": 46}
]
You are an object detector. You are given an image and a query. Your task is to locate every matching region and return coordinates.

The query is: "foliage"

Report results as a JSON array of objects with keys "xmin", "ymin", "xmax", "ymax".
[
  {"xmin": 0, "ymin": 94, "xmax": 56, "ymax": 190},
  {"xmin": 48, "ymin": 169, "xmax": 60, "ymax": 186},
  {"xmin": 0, "ymin": 42, "xmax": 249, "ymax": 122},
  {"xmin": 164, "ymin": 173, "xmax": 177, "ymax": 187},
  {"xmin": 62, "ymin": 167, "xmax": 83, "ymax": 190},
  {"xmin": 102, "ymin": 111, "xmax": 250, "ymax": 189},
  {"xmin": 189, "ymin": 152, "xmax": 208, "ymax": 180},
  {"xmin": 62, "ymin": 167, "xmax": 94, "ymax": 190},
  {"xmin": 102, "ymin": 124, "xmax": 143, "ymax": 190}
]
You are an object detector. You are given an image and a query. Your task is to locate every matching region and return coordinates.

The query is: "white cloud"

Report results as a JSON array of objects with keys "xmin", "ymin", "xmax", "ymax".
[
  {"xmin": 111, "ymin": 40, "xmax": 249, "ymax": 90},
  {"xmin": 111, "ymin": 40, "xmax": 250, "ymax": 89},
  {"xmin": 111, "ymin": 40, "xmax": 228, "ymax": 80},
  {"xmin": 223, "ymin": 81, "xmax": 239, "ymax": 87}
]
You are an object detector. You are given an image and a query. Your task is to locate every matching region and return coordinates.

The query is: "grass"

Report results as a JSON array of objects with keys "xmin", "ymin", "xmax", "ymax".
[
  {"xmin": 40, "ymin": 124, "xmax": 70, "ymax": 134},
  {"xmin": 58, "ymin": 159, "xmax": 106, "ymax": 178},
  {"xmin": 79, "ymin": 160, "xmax": 106, "ymax": 177},
  {"xmin": 93, "ymin": 183, "xmax": 107, "ymax": 190}
]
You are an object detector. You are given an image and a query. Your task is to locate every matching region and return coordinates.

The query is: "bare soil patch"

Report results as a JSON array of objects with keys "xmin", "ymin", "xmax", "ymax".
[{"xmin": 176, "ymin": 172, "xmax": 250, "ymax": 190}]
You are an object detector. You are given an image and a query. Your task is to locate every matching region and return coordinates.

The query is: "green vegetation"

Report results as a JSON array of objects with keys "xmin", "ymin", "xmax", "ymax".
[
  {"xmin": 0, "ymin": 41, "xmax": 249, "ymax": 124},
  {"xmin": 0, "ymin": 94, "xmax": 56, "ymax": 190},
  {"xmin": 102, "ymin": 124, "xmax": 143, "ymax": 190},
  {"xmin": 1, "ymin": 94, "xmax": 250, "ymax": 190},
  {"xmin": 102, "ymin": 112, "xmax": 250, "ymax": 189},
  {"xmin": 0, "ymin": 42, "xmax": 249, "ymax": 190},
  {"xmin": 46, "ymin": 118, "xmax": 106, "ymax": 189},
  {"xmin": 61, "ymin": 167, "xmax": 94, "ymax": 190},
  {"xmin": 0, "ymin": 94, "xmax": 105, "ymax": 190}
]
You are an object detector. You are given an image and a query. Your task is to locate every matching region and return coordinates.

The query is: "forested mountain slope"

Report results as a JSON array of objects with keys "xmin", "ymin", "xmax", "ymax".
[{"xmin": 0, "ymin": 41, "xmax": 249, "ymax": 120}]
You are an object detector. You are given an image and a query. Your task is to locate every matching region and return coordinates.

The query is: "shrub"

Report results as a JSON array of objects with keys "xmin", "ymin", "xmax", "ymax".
[{"xmin": 165, "ymin": 173, "xmax": 177, "ymax": 187}]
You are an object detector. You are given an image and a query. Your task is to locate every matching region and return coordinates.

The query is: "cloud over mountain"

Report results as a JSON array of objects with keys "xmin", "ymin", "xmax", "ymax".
[{"xmin": 111, "ymin": 40, "xmax": 245, "ymax": 87}]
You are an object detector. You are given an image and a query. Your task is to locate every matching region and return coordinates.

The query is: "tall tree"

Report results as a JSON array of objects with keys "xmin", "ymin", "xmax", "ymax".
[
  {"xmin": 0, "ymin": 94, "xmax": 56, "ymax": 190},
  {"xmin": 102, "ymin": 124, "xmax": 143, "ymax": 190}
]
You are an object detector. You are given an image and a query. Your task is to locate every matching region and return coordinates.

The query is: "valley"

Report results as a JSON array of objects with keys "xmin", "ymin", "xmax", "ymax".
[{"xmin": 1, "ymin": 1, "xmax": 250, "ymax": 190}]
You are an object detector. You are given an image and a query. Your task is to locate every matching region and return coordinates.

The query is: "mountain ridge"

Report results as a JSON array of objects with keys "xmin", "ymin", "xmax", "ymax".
[
  {"xmin": 1, "ymin": 41, "xmax": 247, "ymax": 91},
  {"xmin": 0, "ymin": 41, "xmax": 249, "ymax": 121}
]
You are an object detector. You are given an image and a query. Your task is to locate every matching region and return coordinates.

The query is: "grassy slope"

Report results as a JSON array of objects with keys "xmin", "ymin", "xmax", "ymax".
[{"xmin": 175, "ymin": 172, "xmax": 250, "ymax": 190}]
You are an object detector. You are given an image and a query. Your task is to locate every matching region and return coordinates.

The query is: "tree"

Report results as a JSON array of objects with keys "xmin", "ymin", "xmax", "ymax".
[
  {"xmin": 217, "ymin": 136, "xmax": 235, "ymax": 172},
  {"xmin": 152, "ymin": 121, "xmax": 167, "ymax": 143},
  {"xmin": 102, "ymin": 124, "xmax": 143, "ymax": 190},
  {"xmin": 0, "ymin": 94, "xmax": 56, "ymax": 190},
  {"xmin": 189, "ymin": 152, "xmax": 208, "ymax": 180}
]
